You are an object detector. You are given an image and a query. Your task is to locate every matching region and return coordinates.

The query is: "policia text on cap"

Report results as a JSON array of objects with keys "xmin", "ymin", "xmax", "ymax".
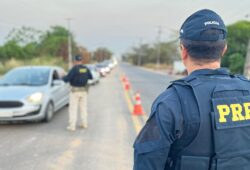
[{"xmin": 133, "ymin": 9, "xmax": 250, "ymax": 170}]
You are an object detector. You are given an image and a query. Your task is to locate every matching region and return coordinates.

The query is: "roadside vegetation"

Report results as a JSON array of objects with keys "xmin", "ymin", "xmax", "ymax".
[
  {"xmin": 0, "ymin": 26, "xmax": 113, "ymax": 75},
  {"xmin": 123, "ymin": 20, "xmax": 250, "ymax": 74},
  {"xmin": 0, "ymin": 57, "xmax": 67, "ymax": 75},
  {"xmin": 222, "ymin": 21, "xmax": 250, "ymax": 73},
  {"xmin": 123, "ymin": 40, "xmax": 180, "ymax": 67}
]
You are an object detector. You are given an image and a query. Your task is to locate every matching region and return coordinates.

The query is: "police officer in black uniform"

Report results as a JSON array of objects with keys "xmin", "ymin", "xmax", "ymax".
[
  {"xmin": 63, "ymin": 55, "xmax": 92, "ymax": 131},
  {"xmin": 134, "ymin": 9, "xmax": 250, "ymax": 170}
]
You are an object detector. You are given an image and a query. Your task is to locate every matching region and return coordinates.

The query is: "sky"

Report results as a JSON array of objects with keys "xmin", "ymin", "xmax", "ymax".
[{"xmin": 0, "ymin": 0, "xmax": 250, "ymax": 56}]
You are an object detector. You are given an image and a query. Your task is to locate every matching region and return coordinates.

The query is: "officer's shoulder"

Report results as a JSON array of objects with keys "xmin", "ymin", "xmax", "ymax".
[
  {"xmin": 150, "ymin": 85, "xmax": 182, "ymax": 121},
  {"xmin": 72, "ymin": 65, "xmax": 79, "ymax": 69},
  {"xmin": 153, "ymin": 85, "xmax": 179, "ymax": 107},
  {"xmin": 68, "ymin": 65, "xmax": 77, "ymax": 72},
  {"xmin": 235, "ymin": 74, "xmax": 250, "ymax": 82},
  {"xmin": 80, "ymin": 65, "xmax": 89, "ymax": 69},
  {"xmin": 152, "ymin": 76, "xmax": 189, "ymax": 108}
]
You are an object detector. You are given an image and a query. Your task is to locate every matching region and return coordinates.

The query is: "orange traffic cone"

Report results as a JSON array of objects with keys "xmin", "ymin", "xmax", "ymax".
[
  {"xmin": 133, "ymin": 92, "xmax": 145, "ymax": 115},
  {"xmin": 124, "ymin": 81, "xmax": 131, "ymax": 91},
  {"xmin": 122, "ymin": 75, "xmax": 128, "ymax": 83}
]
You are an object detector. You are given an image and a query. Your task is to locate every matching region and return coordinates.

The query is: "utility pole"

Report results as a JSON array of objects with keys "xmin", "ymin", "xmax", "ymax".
[
  {"xmin": 244, "ymin": 39, "xmax": 250, "ymax": 78},
  {"xmin": 244, "ymin": 14, "xmax": 250, "ymax": 78},
  {"xmin": 137, "ymin": 38, "xmax": 143, "ymax": 66},
  {"xmin": 156, "ymin": 26, "xmax": 162, "ymax": 69},
  {"xmin": 66, "ymin": 18, "xmax": 72, "ymax": 69}
]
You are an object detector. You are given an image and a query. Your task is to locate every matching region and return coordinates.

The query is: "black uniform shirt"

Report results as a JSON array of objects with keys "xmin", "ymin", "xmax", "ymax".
[{"xmin": 63, "ymin": 65, "xmax": 93, "ymax": 87}]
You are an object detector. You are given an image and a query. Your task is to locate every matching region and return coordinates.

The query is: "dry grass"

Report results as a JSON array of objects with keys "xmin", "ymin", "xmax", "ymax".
[
  {"xmin": 143, "ymin": 63, "xmax": 173, "ymax": 70},
  {"xmin": 0, "ymin": 57, "xmax": 67, "ymax": 75}
]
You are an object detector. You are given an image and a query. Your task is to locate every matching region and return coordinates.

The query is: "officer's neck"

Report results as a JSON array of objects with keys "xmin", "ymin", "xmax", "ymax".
[
  {"xmin": 187, "ymin": 61, "xmax": 221, "ymax": 75},
  {"xmin": 74, "ymin": 62, "xmax": 82, "ymax": 66}
]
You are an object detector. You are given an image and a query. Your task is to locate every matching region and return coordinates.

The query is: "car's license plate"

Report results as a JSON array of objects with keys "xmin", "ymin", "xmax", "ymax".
[{"xmin": 0, "ymin": 112, "xmax": 13, "ymax": 117}]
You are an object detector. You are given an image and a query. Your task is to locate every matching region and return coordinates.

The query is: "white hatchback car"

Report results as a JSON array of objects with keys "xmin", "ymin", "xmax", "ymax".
[
  {"xmin": 87, "ymin": 64, "xmax": 100, "ymax": 85},
  {"xmin": 0, "ymin": 66, "xmax": 70, "ymax": 122}
]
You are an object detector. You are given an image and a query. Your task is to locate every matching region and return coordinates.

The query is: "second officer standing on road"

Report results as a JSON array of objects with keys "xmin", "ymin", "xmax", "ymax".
[{"xmin": 63, "ymin": 55, "xmax": 93, "ymax": 131}]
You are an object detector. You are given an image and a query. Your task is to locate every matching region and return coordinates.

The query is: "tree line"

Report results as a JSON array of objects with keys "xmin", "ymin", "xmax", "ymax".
[
  {"xmin": 222, "ymin": 21, "xmax": 250, "ymax": 74},
  {"xmin": 0, "ymin": 26, "xmax": 113, "ymax": 64},
  {"xmin": 123, "ymin": 40, "xmax": 180, "ymax": 66},
  {"xmin": 123, "ymin": 21, "xmax": 250, "ymax": 74}
]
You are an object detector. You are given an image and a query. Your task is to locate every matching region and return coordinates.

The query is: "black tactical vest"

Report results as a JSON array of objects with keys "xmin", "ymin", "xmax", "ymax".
[
  {"xmin": 166, "ymin": 71, "xmax": 250, "ymax": 170},
  {"xmin": 71, "ymin": 65, "xmax": 89, "ymax": 87}
]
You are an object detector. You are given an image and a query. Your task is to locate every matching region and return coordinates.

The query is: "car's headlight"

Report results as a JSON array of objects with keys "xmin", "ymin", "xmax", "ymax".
[{"xmin": 27, "ymin": 92, "xmax": 43, "ymax": 104}]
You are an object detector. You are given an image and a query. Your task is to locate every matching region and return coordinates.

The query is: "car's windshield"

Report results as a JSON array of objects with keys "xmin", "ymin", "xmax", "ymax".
[{"xmin": 0, "ymin": 67, "xmax": 50, "ymax": 86}]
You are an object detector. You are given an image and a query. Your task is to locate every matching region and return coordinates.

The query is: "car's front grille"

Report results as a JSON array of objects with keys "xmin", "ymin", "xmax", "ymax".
[{"xmin": 0, "ymin": 101, "xmax": 23, "ymax": 108}]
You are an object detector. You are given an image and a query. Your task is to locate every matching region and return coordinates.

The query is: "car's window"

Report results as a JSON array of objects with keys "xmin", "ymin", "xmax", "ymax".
[
  {"xmin": 56, "ymin": 68, "xmax": 66, "ymax": 79},
  {"xmin": 52, "ymin": 70, "xmax": 60, "ymax": 80},
  {"xmin": 0, "ymin": 68, "xmax": 50, "ymax": 86}
]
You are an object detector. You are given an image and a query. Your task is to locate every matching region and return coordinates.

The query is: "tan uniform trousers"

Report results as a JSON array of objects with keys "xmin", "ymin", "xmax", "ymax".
[{"xmin": 68, "ymin": 87, "xmax": 88, "ymax": 128}]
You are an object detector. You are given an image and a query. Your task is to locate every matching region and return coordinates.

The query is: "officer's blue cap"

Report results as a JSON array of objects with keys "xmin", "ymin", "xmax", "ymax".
[
  {"xmin": 74, "ymin": 55, "xmax": 82, "ymax": 61},
  {"xmin": 180, "ymin": 9, "xmax": 227, "ymax": 41}
]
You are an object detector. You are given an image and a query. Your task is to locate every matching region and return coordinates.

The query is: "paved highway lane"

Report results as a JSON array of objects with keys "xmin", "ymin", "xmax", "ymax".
[
  {"xmin": 0, "ymin": 67, "xmax": 136, "ymax": 170},
  {"xmin": 120, "ymin": 63, "xmax": 177, "ymax": 115},
  {"xmin": 0, "ymin": 64, "xmax": 178, "ymax": 170}
]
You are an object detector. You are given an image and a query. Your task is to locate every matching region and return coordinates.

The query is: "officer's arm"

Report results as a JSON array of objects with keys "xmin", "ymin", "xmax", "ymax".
[
  {"xmin": 133, "ymin": 96, "xmax": 181, "ymax": 170},
  {"xmin": 63, "ymin": 67, "xmax": 76, "ymax": 83},
  {"xmin": 87, "ymin": 68, "xmax": 93, "ymax": 80}
]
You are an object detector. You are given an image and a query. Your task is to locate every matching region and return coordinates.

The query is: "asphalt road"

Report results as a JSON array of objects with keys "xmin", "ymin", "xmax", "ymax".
[
  {"xmin": 0, "ymin": 63, "xmax": 175, "ymax": 170},
  {"xmin": 120, "ymin": 63, "xmax": 175, "ymax": 115}
]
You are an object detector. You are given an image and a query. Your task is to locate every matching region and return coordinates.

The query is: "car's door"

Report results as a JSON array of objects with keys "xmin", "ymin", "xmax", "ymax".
[
  {"xmin": 91, "ymin": 69, "xmax": 98, "ymax": 83},
  {"xmin": 56, "ymin": 68, "xmax": 70, "ymax": 108},
  {"xmin": 50, "ymin": 69, "xmax": 65, "ymax": 111}
]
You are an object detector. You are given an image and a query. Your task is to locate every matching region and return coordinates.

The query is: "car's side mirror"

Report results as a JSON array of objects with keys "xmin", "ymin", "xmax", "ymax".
[{"xmin": 52, "ymin": 80, "xmax": 64, "ymax": 86}]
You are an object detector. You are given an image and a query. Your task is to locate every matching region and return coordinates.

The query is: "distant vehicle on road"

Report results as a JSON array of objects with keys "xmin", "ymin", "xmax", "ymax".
[
  {"xmin": 96, "ymin": 63, "xmax": 109, "ymax": 77},
  {"xmin": 95, "ymin": 59, "xmax": 117, "ymax": 77},
  {"xmin": 102, "ymin": 60, "xmax": 114, "ymax": 70},
  {"xmin": 0, "ymin": 66, "xmax": 70, "ymax": 122},
  {"xmin": 86, "ymin": 64, "xmax": 100, "ymax": 85},
  {"xmin": 102, "ymin": 60, "xmax": 116, "ymax": 70}
]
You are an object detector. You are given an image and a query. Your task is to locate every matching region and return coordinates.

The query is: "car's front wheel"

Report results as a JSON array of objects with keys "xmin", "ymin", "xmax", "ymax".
[{"xmin": 44, "ymin": 102, "xmax": 54, "ymax": 122}]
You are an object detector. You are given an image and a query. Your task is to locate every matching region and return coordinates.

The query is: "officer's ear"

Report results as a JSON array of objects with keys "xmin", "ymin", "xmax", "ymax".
[
  {"xmin": 180, "ymin": 44, "xmax": 188, "ymax": 61},
  {"xmin": 221, "ymin": 44, "xmax": 227, "ymax": 57}
]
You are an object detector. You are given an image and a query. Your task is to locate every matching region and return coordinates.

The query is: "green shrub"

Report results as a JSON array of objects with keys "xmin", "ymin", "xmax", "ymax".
[{"xmin": 228, "ymin": 53, "xmax": 245, "ymax": 74}]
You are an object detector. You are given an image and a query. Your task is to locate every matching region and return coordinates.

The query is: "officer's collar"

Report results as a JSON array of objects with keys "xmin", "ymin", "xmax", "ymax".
[
  {"xmin": 172, "ymin": 68, "xmax": 230, "ymax": 86},
  {"xmin": 189, "ymin": 68, "xmax": 229, "ymax": 77}
]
